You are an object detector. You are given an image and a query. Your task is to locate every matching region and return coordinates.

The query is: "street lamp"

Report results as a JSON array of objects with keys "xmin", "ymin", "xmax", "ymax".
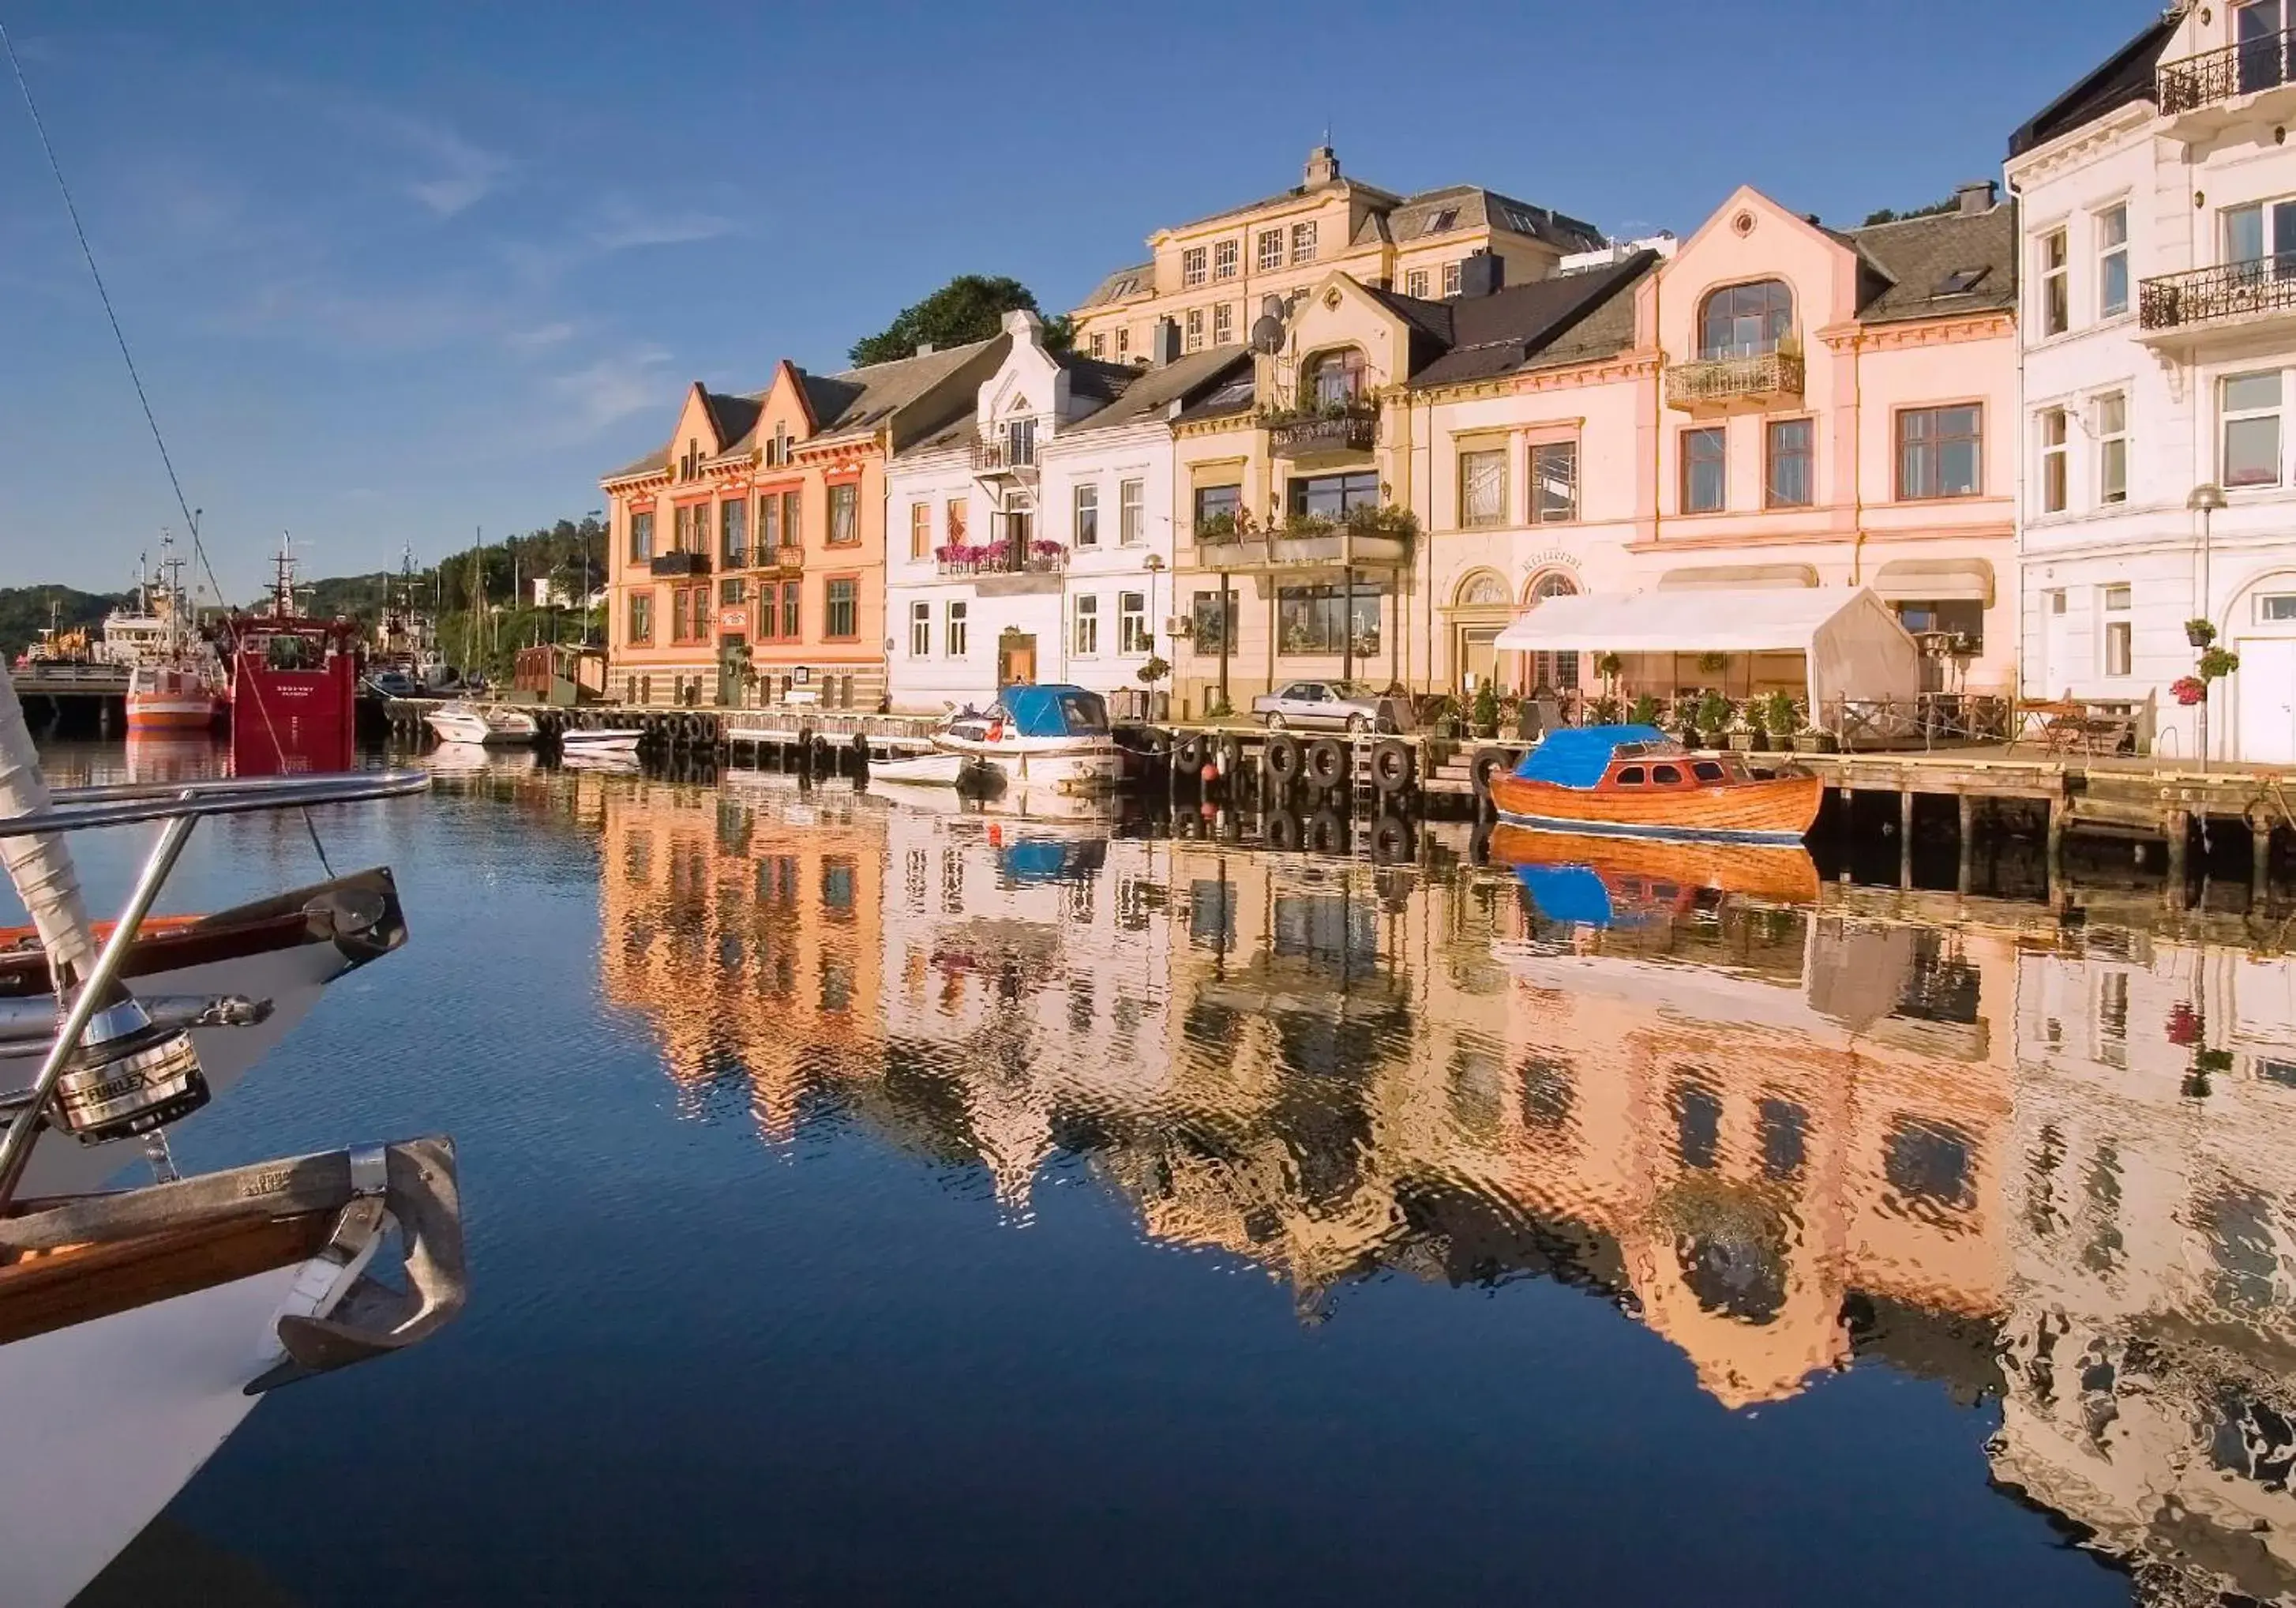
[{"xmin": 2189, "ymin": 482, "xmax": 2228, "ymax": 771}]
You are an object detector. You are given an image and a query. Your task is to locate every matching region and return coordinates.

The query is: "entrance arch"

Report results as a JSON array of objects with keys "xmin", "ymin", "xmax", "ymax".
[
  {"xmin": 1448, "ymin": 569, "xmax": 1514, "ymax": 693},
  {"xmin": 2225, "ymin": 568, "xmax": 2296, "ymax": 763},
  {"xmin": 1520, "ymin": 571, "xmax": 1581, "ymax": 695}
]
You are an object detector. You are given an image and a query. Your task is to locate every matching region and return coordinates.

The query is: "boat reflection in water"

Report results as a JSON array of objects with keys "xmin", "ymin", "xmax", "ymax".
[{"xmin": 595, "ymin": 776, "xmax": 2296, "ymax": 1603}]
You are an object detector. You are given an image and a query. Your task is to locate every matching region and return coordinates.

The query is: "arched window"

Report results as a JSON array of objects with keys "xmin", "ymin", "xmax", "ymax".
[
  {"xmin": 1457, "ymin": 570, "xmax": 1510, "ymax": 607},
  {"xmin": 1523, "ymin": 572, "xmax": 1580, "ymax": 693},
  {"xmin": 1526, "ymin": 571, "xmax": 1579, "ymax": 604},
  {"xmin": 1303, "ymin": 348, "xmax": 1367, "ymax": 409},
  {"xmin": 1699, "ymin": 280, "xmax": 1794, "ymax": 360}
]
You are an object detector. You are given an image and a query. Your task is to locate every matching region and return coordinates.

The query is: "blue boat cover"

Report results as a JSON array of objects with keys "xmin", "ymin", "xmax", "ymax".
[
  {"xmin": 1511, "ymin": 724, "xmax": 1668, "ymax": 788},
  {"xmin": 995, "ymin": 683, "xmax": 1110, "ymax": 738},
  {"xmin": 1514, "ymin": 864, "xmax": 1615, "ymax": 928}
]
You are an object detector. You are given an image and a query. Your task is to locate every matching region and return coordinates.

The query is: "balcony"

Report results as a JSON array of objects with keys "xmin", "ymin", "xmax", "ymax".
[
  {"xmin": 935, "ymin": 539, "xmax": 1066, "ymax": 577},
  {"xmin": 1266, "ymin": 405, "xmax": 1378, "ymax": 459},
  {"xmin": 1191, "ymin": 508, "xmax": 1415, "ymax": 576},
  {"xmin": 1665, "ymin": 348, "xmax": 1805, "ymax": 413},
  {"xmin": 2157, "ymin": 28, "xmax": 2296, "ymax": 137},
  {"xmin": 972, "ymin": 438, "xmax": 1037, "ymax": 479},
  {"xmin": 649, "ymin": 550, "xmax": 710, "ymax": 577},
  {"xmin": 760, "ymin": 545, "xmax": 803, "ymax": 574},
  {"xmin": 2137, "ymin": 254, "xmax": 2296, "ymax": 350}
]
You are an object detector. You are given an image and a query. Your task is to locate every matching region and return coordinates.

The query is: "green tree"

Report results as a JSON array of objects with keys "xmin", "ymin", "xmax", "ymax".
[{"xmin": 848, "ymin": 275, "xmax": 1071, "ymax": 366}]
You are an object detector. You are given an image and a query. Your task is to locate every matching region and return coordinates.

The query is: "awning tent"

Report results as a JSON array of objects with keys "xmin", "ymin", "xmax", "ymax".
[{"xmin": 1493, "ymin": 586, "xmax": 1923, "ymax": 708}]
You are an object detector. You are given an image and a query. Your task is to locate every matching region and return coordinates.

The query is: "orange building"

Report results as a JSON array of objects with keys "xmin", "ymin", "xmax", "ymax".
[{"xmin": 600, "ymin": 341, "xmax": 1006, "ymax": 710}]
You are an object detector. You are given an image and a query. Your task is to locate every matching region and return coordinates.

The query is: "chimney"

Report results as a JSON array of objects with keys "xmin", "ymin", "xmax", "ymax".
[
  {"xmin": 1956, "ymin": 180, "xmax": 1998, "ymax": 216},
  {"xmin": 1304, "ymin": 144, "xmax": 1341, "ymax": 190},
  {"xmin": 1458, "ymin": 250, "xmax": 1505, "ymax": 299},
  {"xmin": 914, "ymin": 341, "xmax": 935, "ymax": 357},
  {"xmin": 1151, "ymin": 317, "xmax": 1183, "ymax": 366}
]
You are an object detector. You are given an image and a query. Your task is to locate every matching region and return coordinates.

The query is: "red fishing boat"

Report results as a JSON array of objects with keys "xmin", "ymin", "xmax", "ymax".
[
  {"xmin": 1486, "ymin": 725, "xmax": 1823, "ymax": 844},
  {"xmin": 219, "ymin": 546, "xmax": 362, "ymax": 775}
]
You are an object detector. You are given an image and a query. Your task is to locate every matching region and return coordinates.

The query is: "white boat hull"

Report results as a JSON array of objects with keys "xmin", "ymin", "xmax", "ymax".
[
  {"xmin": 871, "ymin": 752, "xmax": 973, "ymax": 787},
  {"xmin": 559, "ymin": 728, "xmax": 641, "ymax": 756},
  {"xmin": 929, "ymin": 736, "xmax": 1121, "ymax": 794},
  {"xmin": 424, "ymin": 707, "xmax": 537, "ymax": 747}
]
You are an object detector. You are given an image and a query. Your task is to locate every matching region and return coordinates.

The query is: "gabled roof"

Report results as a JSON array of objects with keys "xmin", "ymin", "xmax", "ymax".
[
  {"xmin": 1067, "ymin": 346, "xmax": 1253, "ymax": 433},
  {"xmin": 1388, "ymin": 185, "xmax": 1605, "ymax": 254},
  {"xmin": 1079, "ymin": 263, "xmax": 1154, "ymax": 308},
  {"xmin": 1385, "ymin": 252, "xmax": 1659, "ymax": 389},
  {"xmin": 603, "ymin": 447, "xmax": 668, "ymax": 483},
  {"xmin": 1847, "ymin": 205, "xmax": 2018, "ymax": 323},
  {"xmin": 2008, "ymin": 13, "xmax": 2175, "ymax": 158},
  {"xmin": 1163, "ymin": 176, "xmax": 1404, "ymax": 237},
  {"xmin": 701, "ymin": 391, "xmax": 762, "ymax": 451},
  {"xmin": 805, "ymin": 337, "xmax": 1006, "ymax": 444},
  {"xmin": 1059, "ymin": 351, "xmax": 1142, "ymax": 408}
]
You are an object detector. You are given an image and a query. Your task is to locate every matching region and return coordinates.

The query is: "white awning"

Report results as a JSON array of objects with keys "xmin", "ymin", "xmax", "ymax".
[
  {"xmin": 1656, "ymin": 562, "xmax": 1818, "ymax": 590},
  {"xmin": 1870, "ymin": 557, "xmax": 1994, "ymax": 605},
  {"xmin": 1494, "ymin": 586, "xmax": 1923, "ymax": 707}
]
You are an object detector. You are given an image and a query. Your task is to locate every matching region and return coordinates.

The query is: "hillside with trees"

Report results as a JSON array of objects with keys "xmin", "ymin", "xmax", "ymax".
[{"xmin": 0, "ymin": 585, "xmax": 129, "ymax": 660}]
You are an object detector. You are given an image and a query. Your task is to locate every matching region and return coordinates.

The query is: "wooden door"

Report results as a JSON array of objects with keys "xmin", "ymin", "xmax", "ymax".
[{"xmin": 1000, "ymin": 634, "xmax": 1037, "ymax": 686}]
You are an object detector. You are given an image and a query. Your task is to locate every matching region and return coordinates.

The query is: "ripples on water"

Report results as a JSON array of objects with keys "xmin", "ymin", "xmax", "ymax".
[{"xmin": 36, "ymin": 742, "xmax": 2296, "ymax": 1606}]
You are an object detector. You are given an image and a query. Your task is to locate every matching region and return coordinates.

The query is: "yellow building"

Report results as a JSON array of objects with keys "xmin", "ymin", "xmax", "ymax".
[{"xmin": 1069, "ymin": 145, "xmax": 1604, "ymax": 366}]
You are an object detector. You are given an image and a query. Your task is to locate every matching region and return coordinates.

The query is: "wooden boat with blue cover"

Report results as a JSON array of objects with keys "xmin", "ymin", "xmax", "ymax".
[
  {"xmin": 1486, "ymin": 725, "xmax": 1823, "ymax": 844},
  {"xmin": 1488, "ymin": 826, "xmax": 1821, "ymax": 919}
]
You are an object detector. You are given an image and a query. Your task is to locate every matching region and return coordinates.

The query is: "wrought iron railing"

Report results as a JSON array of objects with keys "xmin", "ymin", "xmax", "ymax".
[
  {"xmin": 649, "ymin": 550, "xmax": 710, "ymax": 577},
  {"xmin": 936, "ymin": 541, "xmax": 1066, "ymax": 577},
  {"xmin": 1665, "ymin": 349, "xmax": 1805, "ymax": 409},
  {"xmin": 1266, "ymin": 411, "xmax": 1377, "ymax": 456},
  {"xmin": 972, "ymin": 438, "xmax": 1037, "ymax": 474},
  {"xmin": 2159, "ymin": 28, "xmax": 2296, "ymax": 115},
  {"xmin": 2139, "ymin": 254, "xmax": 2296, "ymax": 330}
]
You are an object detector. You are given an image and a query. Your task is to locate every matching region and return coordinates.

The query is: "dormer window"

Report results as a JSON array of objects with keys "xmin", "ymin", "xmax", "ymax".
[
  {"xmin": 767, "ymin": 423, "xmax": 793, "ymax": 467},
  {"xmin": 1304, "ymin": 348, "xmax": 1367, "ymax": 409},
  {"xmin": 1698, "ymin": 280, "xmax": 1794, "ymax": 360},
  {"xmin": 1422, "ymin": 208, "xmax": 1459, "ymax": 237},
  {"xmin": 679, "ymin": 438, "xmax": 700, "ymax": 479}
]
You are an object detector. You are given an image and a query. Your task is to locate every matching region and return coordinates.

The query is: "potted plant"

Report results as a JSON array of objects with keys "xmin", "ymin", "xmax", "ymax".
[
  {"xmin": 1799, "ymin": 713, "xmax": 1840, "ymax": 753},
  {"xmin": 1470, "ymin": 681, "xmax": 1502, "ymax": 738},
  {"xmin": 1695, "ymin": 651, "xmax": 1732, "ymax": 678},
  {"xmin": 2185, "ymin": 618, "xmax": 2218, "ymax": 648},
  {"xmin": 2171, "ymin": 674, "xmax": 2208, "ymax": 707},
  {"xmin": 1695, "ymin": 690, "xmax": 1732, "ymax": 750},
  {"xmin": 1426, "ymin": 693, "xmax": 1464, "ymax": 738},
  {"xmin": 1589, "ymin": 693, "xmax": 1622, "ymax": 724},
  {"xmin": 1595, "ymin": 652, "xmax": 1623, "ymax": 686},
  {"xmin": 1762, "ymin": 691, "xmax": 1800, "ymax": 752},
  {"xmin": 1726, "ymin": 703, "xmax": 1761, "ymax": 753},
  {"xmin": 1630, "ymin": 693, "xmax": 1661, "ymax": 727},
  {"xmin": 2199, "ymin": 645, "xmax": 2242, "ymax": 681}
]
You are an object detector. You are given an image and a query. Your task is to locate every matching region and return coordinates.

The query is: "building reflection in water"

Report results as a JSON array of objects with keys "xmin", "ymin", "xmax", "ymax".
[{"xmin": 596, "ymin": 776, "xmax": 2296, "ymax": 1603}]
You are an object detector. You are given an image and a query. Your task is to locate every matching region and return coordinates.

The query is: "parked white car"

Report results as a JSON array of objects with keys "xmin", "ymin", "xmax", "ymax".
[{"xmin": 1251, "ymin": 680, "xmax": 1389, "ymax": 734}]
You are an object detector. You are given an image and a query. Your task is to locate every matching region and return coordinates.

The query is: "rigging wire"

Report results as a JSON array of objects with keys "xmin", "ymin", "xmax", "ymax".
[{"xmin": 4, "ymin": 19, "xmax": 338, "ymax": 866}]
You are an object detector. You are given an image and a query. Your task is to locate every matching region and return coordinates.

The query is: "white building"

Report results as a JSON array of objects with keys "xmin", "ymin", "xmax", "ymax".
[
  {"xmin": 884, "ymin": 310, "xmax": 1247, "ymax": 714},
  {"xmin": 2009, "ymin": 5, "xmax": 2296, "ymax": 762}
]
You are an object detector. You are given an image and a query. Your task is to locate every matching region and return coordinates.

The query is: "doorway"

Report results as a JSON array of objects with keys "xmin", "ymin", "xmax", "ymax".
[
  {"xmin": 2238, "ymin": 637, "xmax": 2296, "ymax": 762},
  {"xmin": 2038, "ymin": 590, "xmax": 2073, "ymax": 697},
  {"xmin": 999, "ymin": 633, "xmax": 1037, "ymax": 686},
  {"xmin": 1458, "ymin": 626, "xmax": 1499, "ymax": 692}
]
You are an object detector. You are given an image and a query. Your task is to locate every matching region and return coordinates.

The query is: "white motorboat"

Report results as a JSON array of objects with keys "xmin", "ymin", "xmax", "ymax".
[
  {"xmin": 559, "ymin": 725, "xmax": 643, "ymax": 757},
  {"xmin": 424, "ymin": 701, "xmax": 539, "ymax": 747},
  {"xmin": 886, "ymin": 685, "xmax": 1122, "ymax": 795}
]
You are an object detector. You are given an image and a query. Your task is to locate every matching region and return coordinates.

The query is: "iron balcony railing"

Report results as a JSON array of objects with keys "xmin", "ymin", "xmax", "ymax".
[
  {"xmin": 649, "ymin": 550, "xmax": 710, "ymax": 577},
  {"xmin": 1665, "ymin": 348, "xmax": 1805, "ymax": 410},
  {"xmin": 936, "ymin": 540, "xmax": 1066, "ymax": 577},
  {"xmin": 1266, "ymin": 411, "xmax": 1377, "ymax": 456},
  {"xmin": 2139, "ymin": 254, "xmax": 2296, "ymax": 331},
  {"xmin": 2159, "ymin": 27, "xmax": 2296, "ymax": 115},
  {"xmin": 972, "ymin": 438, "xmax": 1037, "ymax": 475}
]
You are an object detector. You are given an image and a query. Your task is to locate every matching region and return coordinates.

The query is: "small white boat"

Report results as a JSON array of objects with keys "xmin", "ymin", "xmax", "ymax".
[
  {"xmin": 559, "ymin": 725, "xmax": 642, "ymax": 757},
  {"xmin": 423, "ymin": 702, "xmax": 538, "ymax": 747},
  {"xmin": 886, "ymin": 685, "xmax": 1122, "ymax": 795}
]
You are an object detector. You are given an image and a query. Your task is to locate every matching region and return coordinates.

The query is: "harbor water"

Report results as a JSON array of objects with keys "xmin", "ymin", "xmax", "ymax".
[{"xmin": 36, "ymin": 742, "xmax": 2296, "ymax": 1606}]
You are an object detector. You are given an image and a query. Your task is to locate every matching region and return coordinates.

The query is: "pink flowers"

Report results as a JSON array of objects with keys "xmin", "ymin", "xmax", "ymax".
[{"xmin": 2170, "ymin": 675, "xmax": 2208, "ymax": 707}]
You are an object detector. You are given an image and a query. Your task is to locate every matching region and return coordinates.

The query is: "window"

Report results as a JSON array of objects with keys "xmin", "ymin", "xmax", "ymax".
[
  {"xmin": 779, "ymin": 580, "xmax": 799, "ymax": 639},
  {"xmin": 1651, "ymin": 765, "xmax": 1683, "ymax": 785},
  {"xmin": 2223, "ymin": 370, "xmax": 2284, "ymax": 487},
  {"xmin": 1213, "ymin": 302, "xmax": 1233, "ymax": 344},
  {"xmin": 1276, "ymin": 584, "xmax": 1380, "ymax": 656},
  {"xmin": 824, "ymin": 578, "xmax": 857, "ymax": 639},
  {"xmin": 1405, "ymin": 269, "xmax": 1430, "ymax": 299},
  {"xmin": 1074, "ymin": 593, "xmax": 1099, "ymax": 656},
  {"xmin": 2039, "ymin": 406, "xmax": 2069, "ymax": 513},
  {"xmin": 1682, "ymin": 426, "xmax": 1727, "ymax": 513},
  {"xmin": 1305, "ymin": 348, "xmax": 1367, "ymax": 408},
  {"xmin": 1899, "ymin": 405, "xmax": 1983, "ymax": 499},
  {"xmin": 1119, "ymin": 592, "xmax": 1150, "ymax": 655},
  {"xmin": 1894, "ymin": 599, "xmax": 1985, "ymax": 654},
  {"xmin": 1692, "ymin": 761, "xmax": 1727, "ymax": 783},
  {"xmin": 2104, "ymin": 584, "xmax": 2133, "ymax": 676},
  {"xmin": 1182, "ymin": 246, "xmax": 1207, "ymax": 287},
  {"xmin": 1074, "ymin": 483, "xmax": 1100, "ymax": 547},
  {"xmin": 1615, "ymin": 767, "xmax": 1646, "ymax": 786},
  {"xmin": 1530, "ymin": 441, "xmax": 1578, "ymax": 522},
  {"xmin": 1191, "ymin": 589, "xmax": 1236, "ymax": 654},
  {"xmin": 1115, "ymin": 326, "xmax": 1130, "ymax": 359},
  {"xmin": 1291, "ymin": 220, "xmax": 1317, "ymax": 264},
  {"xmin": 759, "ymin": 492, "xmax": 780, "ymax": 554},
  {"xmin": 1458, "ymin": 445, "xmax": 1506, "ymax": 527},
  {"xmin": 764, "ymin": 423, "xmax": 793, "ymax": 468},
  {"xmin": 628, "ymin": 591, "xmax": 653, "ymax": 644},
  {"xmin": 782, "ymin": 490, "xmax": 803, "ymax": 548},
  {"xmin": 1089, "ymin": 332, "xmax": 1105, "ymax": 358},
  {"xmin": 1442, "ymin": 261, "xmax": 1462, "ymax": 298},
  {"xmin": 1214, "ymin": 239, "xmax": 1238, "ymax": 280},
  {"xmin": 2097, "ymin": 392, "xmax": 2129, "ymax": 504},
  {"xmin": 2259, "ymin": 593, "xmax": 2296, "ymax": 622},
  {"xmin": 1765, "ymin": 419, "xmax": 1813, "ymax": 508},
  {"xmin": 670, "ymin": 584, "xmax": 703, "ymax": 643},
  {"xmin": 827, "ymin": 484, "xmax": 857, "ymax": 546},
  {"xmin": 720, "ymin": 577, "xmax": 746, "ymax": 605},
  {"xmin": 721, "ymin": 498, "xmax": 747, "ymax": 565},
  {"xmin": 673, "ymin": 502, "xmax": 700, "ymax": 552},
  {"xmin": 1258, "ymin": 230, "xmax": 1283, "ymax": 271},
  {"xmin": 1194, "ymin": 483, "xmax": 1241, "ymax": 534},
  {"xmin": 1119, "ymin": 478, "xmax": 1144, "ymax": 545},
  {"xmin": 945, "ymin": 498, "xmax": 967, "ymax": 548},
  {"xmin": 2223, "ymin": 197, "xmax": 2296, "ymax": 265},
  {"xmin": 1185, "ymin": 308, "xmax": 1204, "ymax": 352},
  {"xmin": 909, "ymin": 502, "xmax": 930, "ymax": 559},
  {"xmin": 2097, "ymin": 205, "xmax": 2129, "ymax": 319},
  {"xmin": 629, "ymin": 509, "xmax": 655, "ymax": 562},
  {"xmin": 909, "ymin": 601, "xmax": 929, "ymax": 656},
  {"xmin": 2039, "ymin": 228, "xmax": 2069, "ymax": 336},
  {"xmin": 1289, "ymin": 469, "xmax": 1379, "ymax": 518},
  {"xmin": 946, "ymin": 599, "xmax": 967, "ymax": 657},
  {"xmin": 1698, "ymin": 280, "xmax": 1793, "ymax": 359}
]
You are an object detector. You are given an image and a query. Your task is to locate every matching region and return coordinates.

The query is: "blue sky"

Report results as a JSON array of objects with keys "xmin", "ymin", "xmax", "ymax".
[{"xmin": 1, "ymin": 0, "xmax": 2147, "ymax": 595}]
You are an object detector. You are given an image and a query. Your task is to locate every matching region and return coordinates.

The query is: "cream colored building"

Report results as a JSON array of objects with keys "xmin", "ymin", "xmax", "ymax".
[{"xmin": 1070, "ymin": 145, "xmax": 1604, "ymax": 366}]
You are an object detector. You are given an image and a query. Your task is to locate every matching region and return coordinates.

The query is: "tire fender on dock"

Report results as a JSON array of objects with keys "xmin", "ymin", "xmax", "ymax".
[
  {"xmin": 1304, "ymin": 738, "xmax": 1347, "ymax": 791},
  {"xmin": 1306, "ymin": 808, "xmax": 1348, "ymax": 856},
  {"xmin": 1470, "ymin": 746, "xmax": 1515, "ymax": 805},
  {"xmin": 1263, "ymin": 732, "xmax": 1303, "ymax": 784},
  {"xmin": 1264, "ymin": 808, "xmax": 1303, "ymax": 853},
  {"xmin": 1370, "ymin": 738, "xmax": 1415, "ymax": 794},
  {"xmin": 1173, "ymin": 731, "xmax": 1208, "ymax": 770},
  {"xmin": 1370, "ymin": 814, "xmax": 1413, "ymax": 865}
]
